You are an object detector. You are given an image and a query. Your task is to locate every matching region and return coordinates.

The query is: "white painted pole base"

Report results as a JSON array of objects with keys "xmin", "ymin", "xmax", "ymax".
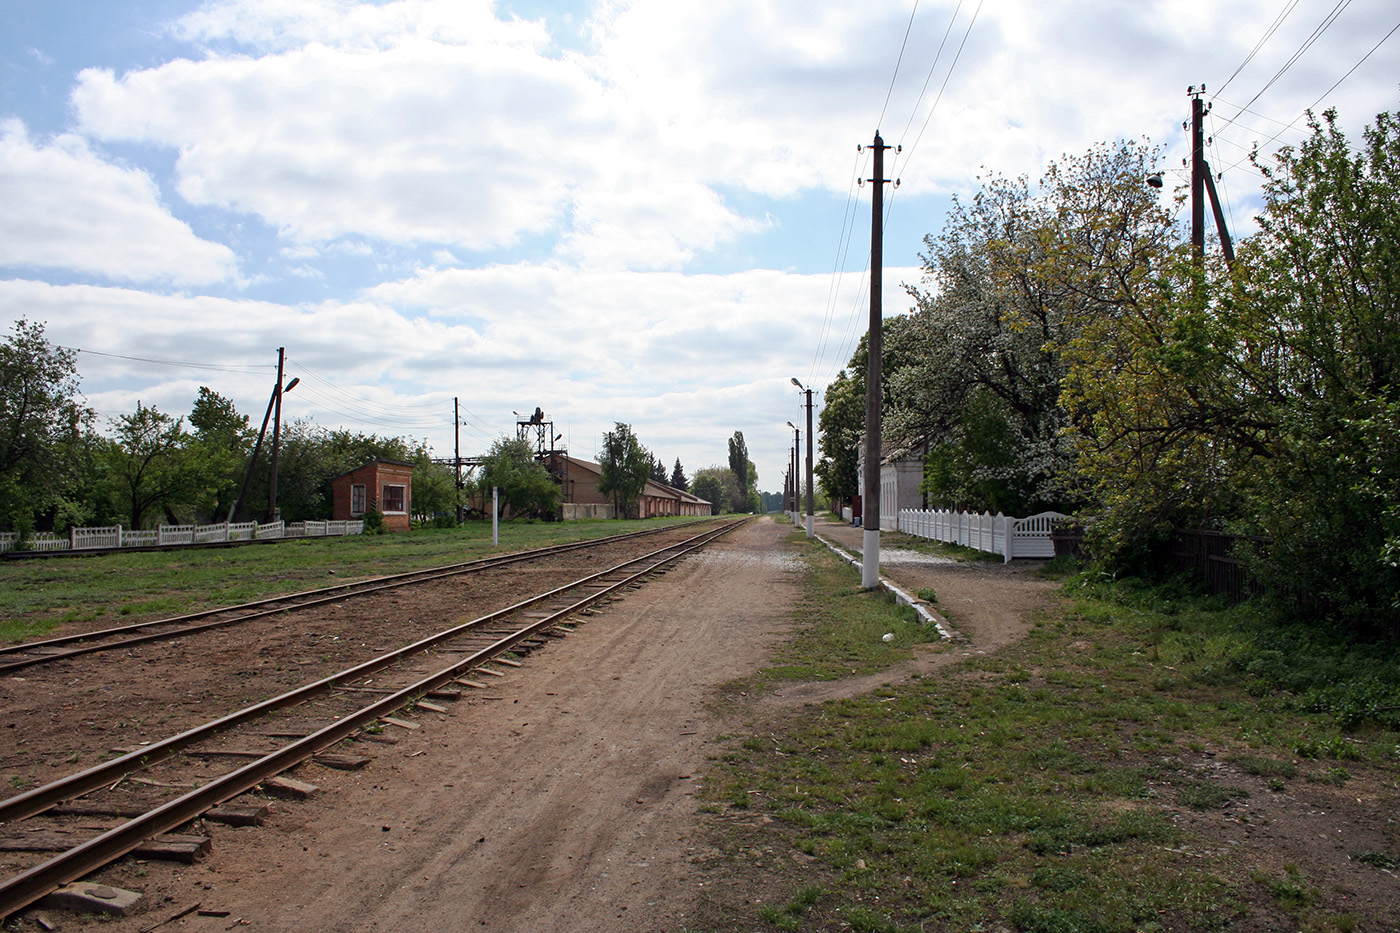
[
  {"xmin": 805, "ymin": 514, "xmax": 814, "ymax": 537},
  {"xmin": 861, "ymin": 529, "xmax": 880, "ymax": 588}
]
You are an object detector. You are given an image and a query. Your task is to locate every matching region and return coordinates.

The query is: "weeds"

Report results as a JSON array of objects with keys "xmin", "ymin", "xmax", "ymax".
[{"xmin": 696, "ymin": 538, "xmax": 1400, "ymax": 931}]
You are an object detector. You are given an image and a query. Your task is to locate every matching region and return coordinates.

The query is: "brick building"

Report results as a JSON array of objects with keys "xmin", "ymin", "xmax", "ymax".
[{"xmin": 331, "ymin": 459, "xmax": 415, "ymax": 532}]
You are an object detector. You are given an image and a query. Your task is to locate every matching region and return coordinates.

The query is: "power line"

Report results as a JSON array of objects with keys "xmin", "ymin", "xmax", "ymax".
[
  {"xmin": 877, "ymin": 0, "xmax": 921, "ymax": 132},
  {"xmin": 1211, "ymin": 17, "xmax": 1399, "ymax": 179},
  {"xmin": 64, "ymin": 346, "xmax": 272, "ymax": 375},
  {"xmin": 894, "ymin": 0, "xmax": 965, "ymax": 148},
  {"xmin": 809, "ymin": 150, "xmax": 867, "ymax": 383},
  {"xmin": 1215, "ymin": 0, "xmax": 1355, "ymax": 133},
  {"xmin": 1215, "ymin": 0, "xmax": 1304, "ymax": 97}
]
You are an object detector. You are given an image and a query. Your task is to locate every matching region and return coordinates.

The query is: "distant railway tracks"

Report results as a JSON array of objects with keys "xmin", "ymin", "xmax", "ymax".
[
  {"xmin": 0, "ymin": 518, "xmax": 745, "ymax": 919},
  {"xmin": 0, "ymin": 520, "xmax": 717, "ymax": 675}
]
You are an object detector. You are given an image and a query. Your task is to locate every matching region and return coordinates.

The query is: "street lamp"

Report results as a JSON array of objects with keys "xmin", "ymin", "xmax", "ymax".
[{"xmin": 791, "ymin": 378, "xmax": 815, "ymax": 538}]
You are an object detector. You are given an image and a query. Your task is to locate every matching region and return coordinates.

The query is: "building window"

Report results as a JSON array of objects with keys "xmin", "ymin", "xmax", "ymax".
[
  {"xmin": 382, "ymin": 484, "xmax": 406, "ymax": 513},
  {"xmin": 351, "ymin": 484, "xmax": 366, "ymax": 515}
]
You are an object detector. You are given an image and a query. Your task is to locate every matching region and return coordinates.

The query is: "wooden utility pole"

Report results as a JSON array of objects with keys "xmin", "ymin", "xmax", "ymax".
[
  {"xmin": 268, "ymin": 348, "xmax": 286, "ymax": 523},
  {"xmin": 1188, "ymin": 85, "xmax": 1235, "ymax": 267},
  {"xmin": 862, "ymin": 132, "xmax": 894, "ymax": 589},
  {"xmin": 454, "ymin": 397, "xmax": 463, "ymax": 524}
]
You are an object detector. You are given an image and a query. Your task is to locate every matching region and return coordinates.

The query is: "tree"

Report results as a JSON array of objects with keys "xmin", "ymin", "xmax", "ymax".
[
  {"xmin": 0, "ymin": 320, "xmax": 94, "ymax": 534},
  {"xmin": 411, "ymin": 452, "xmax": 459, "ymax": 526},
  {"xmin": 816, "ymin": 368, "xmax": 863, "ymax": 511},
  {"xmin": 101, "ymin": 402, "xmax": 195, "ymax": 528},
  {"xmin": 893, "ymin": 141, "xmax": 1174, "ymax": 516},
  {"xmin": 670, "ymin": 458, "xmax": 688, "ymax": 492},
  {"xmin": 727, "ymin": 431, "xmax": 760, "ymax": 512},
  {"xmin": 691, "ymin": 467, "xmax": 737, "ymax": 515},
  {"xmin": 650, "ymin": 453, "xmax": 668, "ymax": 484},
  {"xmin": 186, "ymin": 387, "xmax": 252, "ymax": 522},
  {"xmin": 476, "ymin": 436, "xmax": 560, "ymax": 518},
  {"xmin": 597, "ymin": 422, "xmax": 651, "ymax": 518}
]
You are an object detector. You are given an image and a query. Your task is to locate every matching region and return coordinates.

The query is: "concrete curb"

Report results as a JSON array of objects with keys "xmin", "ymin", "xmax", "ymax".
[{"xmin": 809, "ymin": 531, "xmax": 962, "ymax": 642}]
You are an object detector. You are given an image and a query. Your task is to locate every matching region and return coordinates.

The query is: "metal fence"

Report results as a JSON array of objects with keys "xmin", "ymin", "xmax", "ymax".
[{"xmin": 0, "ymin": 519, "xmax": 364, "ymax": 555}]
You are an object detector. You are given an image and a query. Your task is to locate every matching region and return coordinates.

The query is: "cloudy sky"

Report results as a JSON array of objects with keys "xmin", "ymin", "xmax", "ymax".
[{"xmin": 1, "ymin": 0, "xmax": 1395, "ymax": 496}]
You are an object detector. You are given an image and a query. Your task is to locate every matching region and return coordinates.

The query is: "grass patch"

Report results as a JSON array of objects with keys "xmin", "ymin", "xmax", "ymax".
[
  {"xmin": 0, "ymin": 516, "xmax": 710, "ymax": 643},
  {"xmin": 747, "ymin": 534, "xmax": 945, "ymax": 684},
  {"xmin": 695, "ymin": 543, "xmax": 1400, "ymax": 931}
]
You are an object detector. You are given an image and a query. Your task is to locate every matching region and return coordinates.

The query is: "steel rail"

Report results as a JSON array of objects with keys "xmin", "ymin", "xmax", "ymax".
[
  {"xmin": 0, "ymin": 519, "xmax": 742, "ymax": 824},
  {"xmin": 0, "ymin": 520, "xmax": 716, "ymax": 673},
  {"xmin": 0, "ymin": 518, "xmax": 742, "ymax": 919}
]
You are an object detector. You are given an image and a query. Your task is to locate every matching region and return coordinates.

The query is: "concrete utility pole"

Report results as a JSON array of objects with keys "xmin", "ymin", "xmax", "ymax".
[
  {"xmin": 861, "ymin": 132, "xmax": 895, "ymax": 589},
  {"xmin": 792, "ymin": 378, "xmax": 815, "ymax": 538}
]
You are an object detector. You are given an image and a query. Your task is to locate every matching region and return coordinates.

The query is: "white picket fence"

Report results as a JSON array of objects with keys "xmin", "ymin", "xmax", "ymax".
[
  {"xmin": 898, "ymin": 508, "xmax": 1066, "ymax": 562},
  {"xmin": 0, "ymin": 519, "xmax": 364, "ymax": 554}
]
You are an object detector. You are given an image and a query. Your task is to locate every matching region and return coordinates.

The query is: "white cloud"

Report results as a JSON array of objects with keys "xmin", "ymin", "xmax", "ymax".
[{"xmin": 0, "ymin": 120, "xmax": 237, "ymax": 284}]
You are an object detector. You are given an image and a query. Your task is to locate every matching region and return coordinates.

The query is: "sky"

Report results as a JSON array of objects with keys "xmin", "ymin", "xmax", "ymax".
[{"xmin": 1, "ymin": 0, "xmax": 1396, "ymax": 499}]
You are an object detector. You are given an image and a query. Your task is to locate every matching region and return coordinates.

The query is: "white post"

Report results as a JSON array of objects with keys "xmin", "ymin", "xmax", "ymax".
[{"xmin": 492, "ymin": 487, "xmax": 499, "ymax": 547}]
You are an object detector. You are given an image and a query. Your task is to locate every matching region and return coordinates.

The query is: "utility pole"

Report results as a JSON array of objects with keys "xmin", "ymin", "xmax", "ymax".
[
  {"xmin": 454, "ymin": 397, "xmax": 463, "ymax": 525},
  {"xmin": 792, "ymin": 378, "xmax": 815, "ymax": 537},
  {"xmin": 861, "ymin": 131, "xmax": 896, "ymax": 589},
  {"xmin": 1188, "ymin": 85, "xmax": 1235, "ymax": 267},
  {"xmin": 268, "ymin": 348, "xmax": 296, "ymax": 524}
]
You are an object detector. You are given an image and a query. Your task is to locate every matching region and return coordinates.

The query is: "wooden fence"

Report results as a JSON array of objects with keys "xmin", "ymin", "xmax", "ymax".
[
  {"xmin": 0, "ymin": 519, "xmax": 364, "ymax": 555},
  {"xmin": 1168, "ymin": 529, "xmax": 1266, "ymax": 604},
  {"xmin": 897, "ymin": 508, "xmax": 1066, "ymax": 562}
]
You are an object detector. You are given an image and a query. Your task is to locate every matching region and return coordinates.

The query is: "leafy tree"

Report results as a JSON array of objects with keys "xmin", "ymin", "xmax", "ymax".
[
  {"xmin": 0, "ymin": 320, "xmax": 94, "ymax": 534},
  {"xmin": 476, "ymin": 435, "xmax": 560, "ymax": 518},
  {"xmin": 186, "ymin": 387, "xmax": 252, "ymax": 522},
  {"xmin": 598, "ymin": 422, "xmax": 651, "ymax": 518},
  {"xmin": 411, "ymin": 452, "xmax": 459, "ymax": 526},
  {"xmin": 816, "ymin": 368, "xmax": 862, "ymax": 511},
  {"xmin": 100, "ymin": 402, "xmax": 195, "ymax": 528},
  {"xmin": 670, "ymin": 458, "xmax": 688, "ymax": 491},
  {"xmin": 726, "ymin": 431, "xmax": 761, "ymax": 512},
  {"xmin": 691, "ymin": 467, "xmax": 737, "ymax": 515},
  {"xmin": 896, "ymin": 141, "xmax": 1172, "ymax": 515}
]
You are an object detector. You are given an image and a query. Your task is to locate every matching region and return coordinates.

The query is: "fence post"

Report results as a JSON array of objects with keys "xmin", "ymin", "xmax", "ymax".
[{"xmin": 1002, "ymin": 513, "xmax": 1013, "ymax": 563}]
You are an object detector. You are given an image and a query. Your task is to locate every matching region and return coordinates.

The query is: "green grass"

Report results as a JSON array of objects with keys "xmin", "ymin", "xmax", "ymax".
[
  {"xmin": 742, "ymin": 532, "xmax": 944, "ymax": 684},
  {"xmin": 694, "ymin": 538, "xmax": 1400, "ymax": 932},
  {"xmin": 0, "ymin": 516, "xmax": 709, "ymax": 643}
]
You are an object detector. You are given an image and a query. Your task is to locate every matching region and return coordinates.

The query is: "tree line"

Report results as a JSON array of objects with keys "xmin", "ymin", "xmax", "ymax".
[
  {"xmin": 818, "ymin": 106, "xmax": 1399, "ymax": 633},
  {"xmin": 0, "ymin": 335, "xmax": 463, "ymax": 536},
  {"xmin": 0, "ymin": 336, "xmax": 761, "ymax": 533}
]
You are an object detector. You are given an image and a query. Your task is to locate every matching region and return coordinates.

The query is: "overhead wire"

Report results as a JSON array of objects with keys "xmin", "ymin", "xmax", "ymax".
[
  {"xmin": 1213, "ymin": 0, "xmax": 1356, "ymax": 134},
  {"xmin": 1215, "ymin": 0, "xmax": 1303, "ymax": 97},
  {"xmin": 819, "ymin": 0, "xmax": 982, "ymax": 384},
  {"xmin": 1210, "ymin": 17, "xmax": 1400, "ymax": 179},
  {"xmin": 876, "ymin": 0, "xmax": 920, "ymax": 133},
  {"xmin": 64, "ymin": 346, "xmax": 272, "ymax": 376},
  {"xmin": 808, "ymin": 148, "xmax": 868, "ymax": 385}
]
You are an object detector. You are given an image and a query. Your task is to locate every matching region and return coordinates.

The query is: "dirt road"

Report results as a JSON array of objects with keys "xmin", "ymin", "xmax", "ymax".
[{"xmin": 88, "ymin": 517, "xmax": 805, "ymax": 933}]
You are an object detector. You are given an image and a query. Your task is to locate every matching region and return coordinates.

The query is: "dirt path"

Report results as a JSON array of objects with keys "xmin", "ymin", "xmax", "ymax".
[
  {"xmin": 86, "ymin": 517, "xmax": 807, "ymax": 933},
  {"xmin": 759, "ymin": 517, "xmax": 1057, "ymax": 710}
]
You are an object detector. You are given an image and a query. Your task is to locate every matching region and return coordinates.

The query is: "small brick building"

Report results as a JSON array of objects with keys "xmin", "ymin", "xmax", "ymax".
[{"xmin": 331, "ymin": 459, "xmax": 415, "ymax": 533}]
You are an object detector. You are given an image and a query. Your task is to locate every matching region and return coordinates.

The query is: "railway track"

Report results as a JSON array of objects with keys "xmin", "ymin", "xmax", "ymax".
[
  {"xmin": 0, "ymin": 518, "xmax": 745, "ymax": 919},
  {"xmin": 0, "ymin": 519, "xmax": 717, "ymax": 675}
]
